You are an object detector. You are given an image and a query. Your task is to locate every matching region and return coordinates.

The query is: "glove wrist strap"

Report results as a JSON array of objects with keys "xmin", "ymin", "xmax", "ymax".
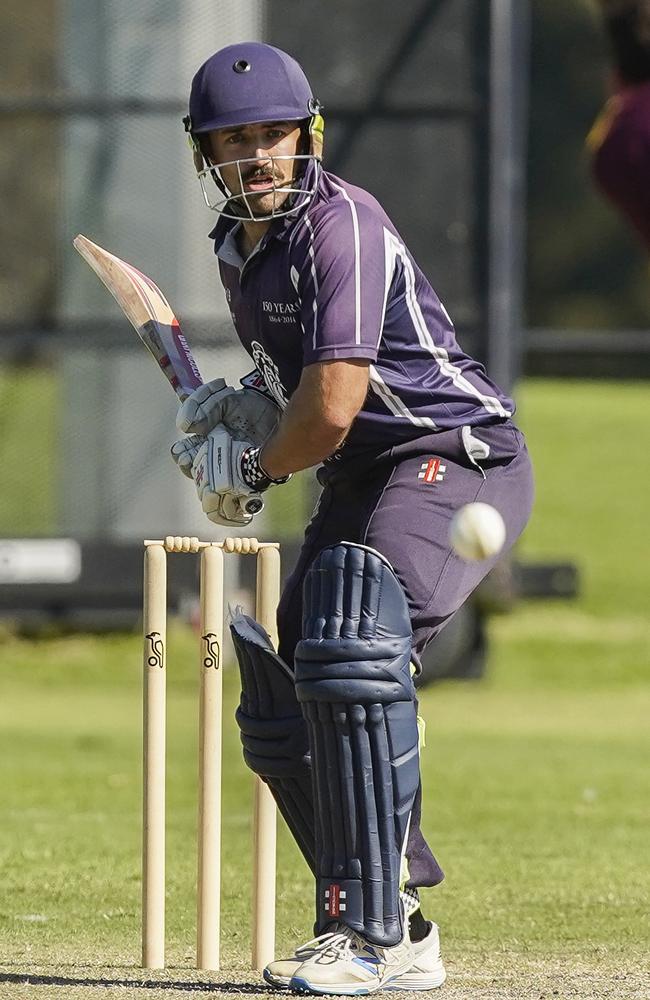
[{"xmin": 240, "ymin": 446, "xmax": 290, "ymax": 492}]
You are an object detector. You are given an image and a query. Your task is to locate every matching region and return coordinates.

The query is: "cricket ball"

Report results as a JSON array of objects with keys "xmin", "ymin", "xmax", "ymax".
[{"xmin": 449, "ymin": 502, "xmax": 506, "ymax": 561}]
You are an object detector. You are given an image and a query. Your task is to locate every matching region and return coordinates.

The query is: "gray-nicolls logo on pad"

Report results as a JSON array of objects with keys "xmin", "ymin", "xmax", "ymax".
[{"xmin": 418, "ymin": 458, "xmax": 446, "ymax": 484}]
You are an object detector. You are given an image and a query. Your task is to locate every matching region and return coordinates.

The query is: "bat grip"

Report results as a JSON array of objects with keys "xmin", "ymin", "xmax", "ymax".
[{"xmin": 242, "ymin": 495, "xmax": 265, "ymax": 516}]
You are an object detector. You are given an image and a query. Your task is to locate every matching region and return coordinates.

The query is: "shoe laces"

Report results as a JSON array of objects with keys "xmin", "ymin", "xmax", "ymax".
[
  {"xmin": 307, "ymin": 925, "xmax": 368, "ymax": 962},
  {"xmin": 294, "ymin": 929, "xmax": 345, "ymax": 958}
]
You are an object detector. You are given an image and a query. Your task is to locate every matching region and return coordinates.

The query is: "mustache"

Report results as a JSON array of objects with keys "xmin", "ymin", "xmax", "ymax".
[{"xmin": 241, "ymin": 165, "xmax": 284, "ymax": 183}]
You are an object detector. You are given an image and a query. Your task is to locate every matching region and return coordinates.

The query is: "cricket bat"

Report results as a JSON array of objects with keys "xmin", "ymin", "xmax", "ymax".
[
  {"xmin": 73, "ymin": 234, "xmax": 263, "ymax": 516},
  {"xmin": 73, "ymin": 234, "xmax": 203, "ymax": 401}
]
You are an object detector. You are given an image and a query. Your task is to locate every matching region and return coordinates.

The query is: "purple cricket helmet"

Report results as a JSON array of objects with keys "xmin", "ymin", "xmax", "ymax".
[
  {"xmin": 184, "ymin": 42, "xmax": 324, "ymax": 221},
  {"xmin": 188, "ymin": 42, "xmax": 316, "ymax": 131}
]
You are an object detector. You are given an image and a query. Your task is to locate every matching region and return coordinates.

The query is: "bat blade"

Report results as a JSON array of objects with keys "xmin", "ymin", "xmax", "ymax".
[
  {"xmin": 73, "ymin": 234, "xmax": 264, "ymax": 518},
  {"xmin": 73, "ymin": 234, "xmax": 203, "ymax": 400}
]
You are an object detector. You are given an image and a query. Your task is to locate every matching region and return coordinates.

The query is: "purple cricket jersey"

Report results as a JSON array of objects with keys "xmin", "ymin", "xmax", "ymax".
[{"xmin": 210, "ymin": 168, "xmax": 515, "ymax": 456}]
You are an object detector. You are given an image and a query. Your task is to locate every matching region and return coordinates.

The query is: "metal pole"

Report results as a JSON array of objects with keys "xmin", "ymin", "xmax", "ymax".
[
  {"xmin": 142, "ymin": 543, "xmax": 167, "ymax": 969},
  {"xmin": 487, "ymin": 0, "xmax": 531, "ymax": 391}
]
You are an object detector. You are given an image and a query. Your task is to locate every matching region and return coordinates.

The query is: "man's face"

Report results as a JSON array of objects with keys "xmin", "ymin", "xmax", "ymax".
[{"xmin": 203, "ymin": 120, "xmax": 302, "ymax": 217}]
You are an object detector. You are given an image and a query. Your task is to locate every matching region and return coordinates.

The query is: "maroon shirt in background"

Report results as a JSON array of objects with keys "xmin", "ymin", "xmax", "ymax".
[{"xmin": 590, "ymin": 80, "xmax": 650, "ymax": 250}]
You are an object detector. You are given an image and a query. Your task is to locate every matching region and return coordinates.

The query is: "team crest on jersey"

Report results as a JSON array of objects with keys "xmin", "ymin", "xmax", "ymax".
[
  {"xmin": 250, "ymin": 340, "xmax": 289, "ymax": 408},
  {"xmin": 418, "ymin": 458, "xmax": 446, "ymax": 484}
]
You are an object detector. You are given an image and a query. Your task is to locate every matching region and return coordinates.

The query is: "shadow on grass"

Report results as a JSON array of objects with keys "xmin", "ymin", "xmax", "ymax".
[{"xmin": 0, "ymin": 972, "xmax": 277, "ymax": 993}]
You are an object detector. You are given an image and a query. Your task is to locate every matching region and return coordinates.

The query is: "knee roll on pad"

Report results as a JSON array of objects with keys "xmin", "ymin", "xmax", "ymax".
[
  {"xmin": 295, "ymin": 543, "xmax": 420, "ymax": 946},
  {"xmin": 230, "ymin": 610, "xmax": 315, "ymax": 872}
]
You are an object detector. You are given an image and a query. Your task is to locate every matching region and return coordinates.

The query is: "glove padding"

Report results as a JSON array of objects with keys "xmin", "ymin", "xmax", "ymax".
[
  {"xmin": 171, "ymin": 434, "xmax": 204, "ymax": 480},
  {"xmin": 198, "ymin": 490, "xmax": 261, "ymax": 527},
  {"xmin": 191, "ymin": 426, "xmax": 262, "ymax": 526},
  {"xmin": 176, "ymin": 375, "xmax": 281, "ymax": 441},
  {"xmin": 171, "ymin": 374, "xmax": 281, "ymax": 484}
]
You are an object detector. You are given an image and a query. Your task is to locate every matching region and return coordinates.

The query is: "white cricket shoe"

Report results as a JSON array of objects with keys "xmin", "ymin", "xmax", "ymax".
[
  {"xmin": 264, "ymin": 921, "xmax": 446, "ymax": 993},
  {"xmin": 263, "ymin": 931, "xmax": 346, "ymax": 989},
  {"xmin": 384, "ymin": 922, "xmax": 446, "ymax": 991},
  {"xmin": 287, "ymin": 923, "xmax": 414, "ymax": 996}
]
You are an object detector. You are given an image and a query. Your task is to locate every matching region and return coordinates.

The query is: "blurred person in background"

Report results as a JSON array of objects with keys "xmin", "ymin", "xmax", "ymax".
[{"xmin": 588, "ymin": 0, "xmax": 650, "ymax": 251}]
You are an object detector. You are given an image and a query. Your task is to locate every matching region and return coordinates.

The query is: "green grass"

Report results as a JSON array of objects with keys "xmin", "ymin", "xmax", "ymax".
[
  {"xmin": 516, "ymin": 380, "xmax": 649, "ymax": 618},
  {"xmin": 0, "ymin": 366, "xmax": 59, "ymax": 535},
  {"xmin": 0, "ymin": 380, "xmax": 648, "ymax": 999},
  {"xmin": 0, "ymin": 360, "xmax": 312, "ymax": 540}
]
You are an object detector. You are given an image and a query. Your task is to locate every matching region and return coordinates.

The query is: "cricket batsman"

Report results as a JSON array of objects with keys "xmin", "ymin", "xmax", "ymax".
[{"xmin": 173, "ymin": 42, "xmax": 534, "ymax": 994}]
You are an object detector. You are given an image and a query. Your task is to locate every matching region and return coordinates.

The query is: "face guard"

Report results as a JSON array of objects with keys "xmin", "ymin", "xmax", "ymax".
[
  {"xmin": 184, "ymin": 42, "xmax": 324, "ymax": 220},
  {"xmin": 196, "ymin": 152, "xmax": 321, "ymax": 221},
  {"xmin": 187, "ymin": 111, "xmax": 324, "ymax": 221}
]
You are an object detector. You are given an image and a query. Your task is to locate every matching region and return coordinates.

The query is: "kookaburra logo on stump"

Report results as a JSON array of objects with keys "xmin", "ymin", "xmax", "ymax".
[
  {"xmin": 146, "ymin": 632, "xmax": 164, "ymax": 668},
  {"xmin": 202, "ymin": 632, "xmax": 220, "ymax": 670}
]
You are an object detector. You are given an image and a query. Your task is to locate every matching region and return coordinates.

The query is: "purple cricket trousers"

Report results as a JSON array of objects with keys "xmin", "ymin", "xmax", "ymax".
[{"xmin": 276, "ymin": 420, "xmax": 535, "ymax": 889}]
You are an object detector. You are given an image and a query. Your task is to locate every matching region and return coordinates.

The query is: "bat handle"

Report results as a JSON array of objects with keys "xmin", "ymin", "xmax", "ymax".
[{"xmin": 242, "ymin": 495, "xmax": 265, "ymax": 516}]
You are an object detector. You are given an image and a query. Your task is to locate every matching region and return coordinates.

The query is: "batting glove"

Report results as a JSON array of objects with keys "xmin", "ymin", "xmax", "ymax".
[
  {"xmin": 191, "ymin": 426, "xmax": 288, "ymax": 526},
  {"xmin": 176, "ymin": 373, "xmax": 281, "ymax": 443}
]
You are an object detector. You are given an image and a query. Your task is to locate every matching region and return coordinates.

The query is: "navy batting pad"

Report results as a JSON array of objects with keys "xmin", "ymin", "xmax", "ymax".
[
  {"xmin": 230, "ymin": 610, "xmax": 315, "ymax": 872},
  {"xmin": 295, "ymin": 543, "xmax": 419, "ymax": 946}
]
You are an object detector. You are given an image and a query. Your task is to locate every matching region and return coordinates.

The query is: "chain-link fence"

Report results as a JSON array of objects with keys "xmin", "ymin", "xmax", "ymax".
[
  {"xmin": 2, "ymin": 0, "xmax": 504, "ymax": 547},
  {"xmin": 2, "ymin": 1, "xmax": 580, "ymax": 679},
  {"xmin": 1, "ymin": 0, "xmax": 324, "ymax": 545}
]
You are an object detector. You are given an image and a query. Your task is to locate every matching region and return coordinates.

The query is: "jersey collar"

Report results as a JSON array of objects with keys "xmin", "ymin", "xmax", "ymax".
[{"xmin": 209, "ymin": 161, "xmax": 324, "ymax": 249}]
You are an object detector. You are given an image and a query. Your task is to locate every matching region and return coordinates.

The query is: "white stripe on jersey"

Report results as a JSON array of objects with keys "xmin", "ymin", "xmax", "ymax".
[
  {"xmin": 378, "ymin": 230, "xmax": 398, "ymax": 348},
  {"xmin": 383, "ymin": 228, "xmax": 512, "ymax": 419},
  {"xmin": 330, "ymin": 180, "xmax": 362, "ymax": 344},
  {"xmin": 303, "ymin": 216, "xmax": 320, "ymax": 351},
  {"xmin": 369, "ymin": 366, "xmax": 438, "ymax": 429}
]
